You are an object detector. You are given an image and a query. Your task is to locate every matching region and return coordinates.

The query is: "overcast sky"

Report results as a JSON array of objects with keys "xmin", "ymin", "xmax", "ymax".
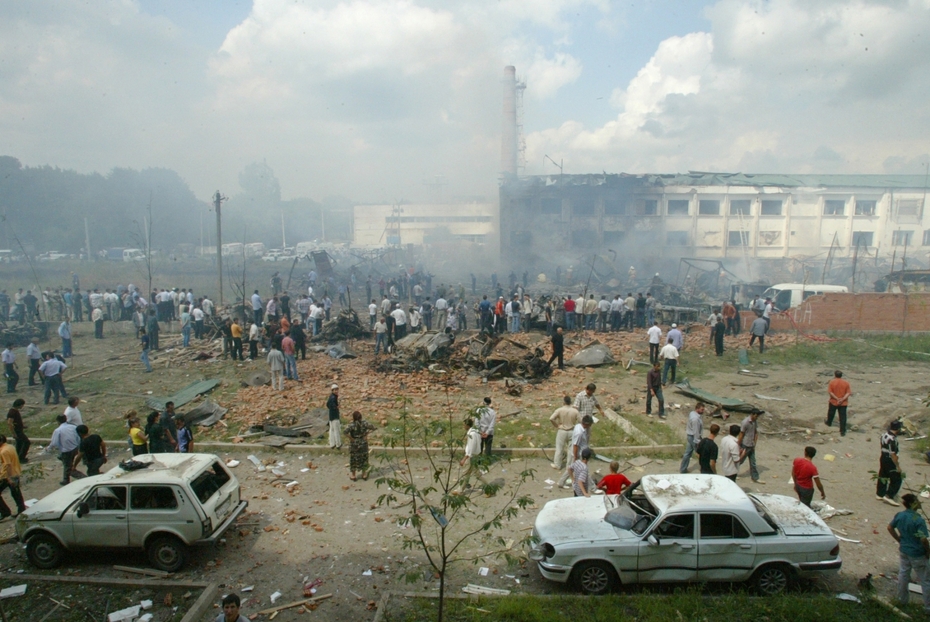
[{"xmin": 2, "ymin": 0, "xmax": 929, "ymax": 204}]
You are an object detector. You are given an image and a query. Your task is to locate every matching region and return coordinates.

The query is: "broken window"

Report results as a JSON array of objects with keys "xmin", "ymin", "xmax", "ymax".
[
  {"xmin": 924, "ymin": 230, "xmax": 930, "ymax": 246},
  {"xmin": 644, "ymin": 199, "xmax": 658, "ymax": 215},
  {"xmin": 728, "ymin": 231, "xmax": 749, "ymax": 247},
  {"xmin": 855, "ymin": 200, "xmax": 877, "ymax": 216},
  {"xmin": 698, "ymin": 200, "xmax": 720, "ymax": 215},
  {"xmin": 823, "ymin": 199, "xmax": 846, "ymax": 216},
  {"xmin": 667, "ymin": 231, "xmax": 689, "ymax": 246},
  {"xmin": 571, "ymin": 230, "xmax": 598, "ymax": 247},
  {"xmin": 540, "ymin": 198, "xmax": 562, "ymax": 214},
  {"xmin": 603, "ymin": 230, "xmax": 627, "ymax": 244},
  {"xmin": 667, "ymin": 199, "xmax": 689, "ymax": 215},
  {"xmin": 852, "ymin": 231, "xmax": 873, "ymax": 247},
  {"xmin": 761, "ymin": 200, "xmax": 783, "ymax": 216},
  {"xmin": 573, "ymin": 199, "xmax": 596, "ymax": 216},
  {"xmin": 898, "ymin": 199, "xmax": 923, "ymax": 218},
  {"xmin": 892, "ymin": 230, "xmax": 914, "ymax": 246},
  {"xmin": 605, "ymin": 200, "xmax": 628, "ymax": 215},
  {"xmin": 729, "ymin": 199, "xmax": 751, "ymax": 216},
  {"xmin": 758, "ymin": 231, "xmax": 782, "ymax": 246}
]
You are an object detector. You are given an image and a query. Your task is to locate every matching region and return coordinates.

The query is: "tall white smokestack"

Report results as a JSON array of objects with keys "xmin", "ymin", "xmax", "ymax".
[{"xmin": 501, "ymin": 66, "xmax": 517, "ymax": 177}]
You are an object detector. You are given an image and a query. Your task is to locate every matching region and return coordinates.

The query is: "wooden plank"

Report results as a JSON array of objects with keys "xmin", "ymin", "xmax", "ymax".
[
  {"xmin": 179, "ymin": 582, "xmax": 218, "ymax": 622},
  {"xmin": 257, "ymin": 593, "xmax": 332, "ymax": 615},
  {"xmin": 5, "ymin": 574, "xmax": 208, "ymax": 589},
  {"xmin": 112, "ymin": 565, "xmax": 171, "ymax": 578}
]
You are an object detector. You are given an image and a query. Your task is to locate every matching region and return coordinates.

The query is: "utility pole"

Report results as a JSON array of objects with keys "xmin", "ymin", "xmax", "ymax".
[
  {"xmin": 84, "ymin": 217, "xmax": 92, "ymax": 262},
  {"xmin": 213, "ymin": 191, "xmax": 227, "ymax": 305}
]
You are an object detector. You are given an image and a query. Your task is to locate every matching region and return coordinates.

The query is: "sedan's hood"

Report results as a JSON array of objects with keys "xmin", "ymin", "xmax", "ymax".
[
  {"xmin": 751, "ymin": 493, "xmax": 833, "ymax": 536},
  {"xmin": 535, "ymin": 496, "xmax": 632, "ymax": 545}
]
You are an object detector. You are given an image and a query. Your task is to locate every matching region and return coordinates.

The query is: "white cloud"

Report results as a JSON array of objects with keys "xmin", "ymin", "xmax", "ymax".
[{"xmin": 526, "ymin": 0, "xmax": 930, "ymax": 175}]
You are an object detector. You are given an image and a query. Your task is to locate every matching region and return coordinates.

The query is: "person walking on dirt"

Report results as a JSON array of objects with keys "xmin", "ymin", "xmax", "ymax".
[
  {"xmin": 680, "ymin": 402, "xmax": 704, "ymax": 473},
  {"xmin": 659, "ymin": 337, "xmax": 679, "ymax": 386},
  {"xmin": 825, "ymin": 370, "xmax": 852, "ymax": 436},
  {"xmin": 478, "ymin": 397, "xmax": 497, "ymax": 457},
  {"xmin": 6, "ymin": 399, "xmax": 30, "ymax": 463},
  {"xmin": 139, "ymin": 328, "xmax": 152, "ymax": 373},
  {"xmin": 549, "ymin": 395, "xmax": 580, "ymax": 471},
  {"xmin": 39, "ymin": 352, "xmax": 68, "ymax": 403},
  {"xmin": 720, "ymin": 424, "xmax": 743, "ymax": 482},
  {"xmin": 26, "ymin": 338, "xmax": 41, "ymax": 386},
  {"xmin": 697, "ymin": 424, "xmax": 719, "ymax": 474},
  {"xmin": 2, "ymin": 344, "xmax": 17, "ymax": 394},
  {"xmin": 714, "ymin": 316, "xmax": 726, "ymax": 356},
  {"xmin": 888, "ymin": 493, "xmax": 930, "ymax": 612},
  {"xmin": 737, "ymin": 412, "xmax": 765, "ymax": 484},
  {"xmin": 877, "ymin": 420, "xmax": 904, "ymax": 506},
  {"xmin": 0, "ymin": 434, "xmax": 25, "ymax": 517},
  {"xmin": 646, "ymin": 362, "xmax": 665, "ymax": 418},
  {"xmin": 749, "ymin": 316, "xmax": 767, "ymax": 353},
  {"xmin": 266, "ymin": 342, "xmax": 285, "ymax": 391},
  {"xmin": 327, "ymin": 384, "xmax": 342, "ymax": 449},
  {"xmin": 545, "ymin": 326, "xmax": 565, "ymax": 370},
  {"xmin": 791, "ymin": 446, "xmax": 825, "ymax": 508}
]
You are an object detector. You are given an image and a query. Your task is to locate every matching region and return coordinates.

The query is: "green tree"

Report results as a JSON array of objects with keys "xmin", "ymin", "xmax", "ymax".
[{"xmin": 375, "ymin": 390, "xmax": 534, "ymax": 622}]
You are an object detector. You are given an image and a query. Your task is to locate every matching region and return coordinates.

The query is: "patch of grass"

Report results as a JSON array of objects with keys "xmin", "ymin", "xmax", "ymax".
[{"xmin": 384, "ymin": 592, "xmax": 904, "ymax": 622}]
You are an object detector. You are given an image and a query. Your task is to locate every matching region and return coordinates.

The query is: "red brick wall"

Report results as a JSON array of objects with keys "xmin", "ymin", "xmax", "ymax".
[{"xmin": 740, "ymin": 293, "xmax": 930, "ymax": 333}]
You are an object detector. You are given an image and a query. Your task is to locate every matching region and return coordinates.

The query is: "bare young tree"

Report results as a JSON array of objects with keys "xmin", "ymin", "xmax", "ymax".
[{"xmin": 375, "ymin": 387, "xmax": 534, "ymax": 622}]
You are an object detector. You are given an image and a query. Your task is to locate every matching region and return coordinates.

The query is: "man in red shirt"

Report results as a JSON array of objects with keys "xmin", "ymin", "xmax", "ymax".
[
  {"xmin": 792, "ymin": 446, "xmax": 825, "ymax": 508},
  {"xmin": 597, "ymin": 461, "xmax": 631, "ymax": 495},
  {"xmin": 563, "ymin": 296, "xmax": 576, "ymax": 331},
  {"xmin": 825, "ymin": 370, "xmax": 852, "ymax": 436}
]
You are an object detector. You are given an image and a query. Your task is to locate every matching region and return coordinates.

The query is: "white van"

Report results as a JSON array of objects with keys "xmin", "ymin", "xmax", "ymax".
[
  {"xmin": 761, "ymin": 283, "xmax": 848, "ymax": 310},
  {"xmin": 122, "ymin": 248, "xmax": 145, "ymax": 262}
]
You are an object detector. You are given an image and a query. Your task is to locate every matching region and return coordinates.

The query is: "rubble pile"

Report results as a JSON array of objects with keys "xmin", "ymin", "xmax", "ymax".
[
  {"xmin": 0, "ymin": 321, "xmax": 48, "ymax": 347},
  {"xmin": 310, "ymin": 309, "xmax": 369, "ymax": 343}
]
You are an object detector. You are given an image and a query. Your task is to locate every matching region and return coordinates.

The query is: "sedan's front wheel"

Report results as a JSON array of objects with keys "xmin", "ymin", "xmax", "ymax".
[
  {"xmin": 26, "ymin": 533, "xmax": 64, "ymax": 569},
  {"xmin": 573, "ymin": 560, "xmax": 618, "ymax": 595},
  {"xmin": 753, "ymin": 563, "xmax": 791, "ymax": 596}
]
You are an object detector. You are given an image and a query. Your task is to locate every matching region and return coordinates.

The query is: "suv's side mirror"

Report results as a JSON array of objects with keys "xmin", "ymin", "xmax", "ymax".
[
  {"xmin": 77, "ymin": 502, "xmax": 90, "ymax": 518},
  {"xmin": 647, "ymin": 534, "xmax": 659, "ymax": 546}
]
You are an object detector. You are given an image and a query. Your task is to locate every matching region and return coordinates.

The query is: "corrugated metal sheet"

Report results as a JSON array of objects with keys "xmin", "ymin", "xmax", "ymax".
[{"xmin": 145, "ymin": 379, "xmax": 221, "ymax": 411}]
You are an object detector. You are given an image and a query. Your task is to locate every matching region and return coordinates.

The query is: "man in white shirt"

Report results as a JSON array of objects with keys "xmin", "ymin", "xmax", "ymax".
[
  {"xmin": 659, "ymin": 337, "xmax": 679, "ymax": 385},
  {"xmin": 679, "ymin": 402, "xmax": 704, "ymax": 473},
  {"xmin": 202, "ymin": 296, "xmax": 214, "ymax": 317},
  {"xmin": 2, "ymin": 345, "xmax": 17, "ymax": 394},
  {"xmin": 38, "ymin": 353, "xmax": 68, "ymax": 405},
  {"xmin": 248, "ymin": 322, "xmax": 261, "ymax": 359},
  {"xmin": 478, "ymin": 397, "xmax": 497, "ymax": 456},
  {"xmin": 309, "ymin": 304, "xmax": 324, "ymax": 336},
  {"xmin": 408, "ymin": 306, "xmax": 421, "ymax": 332},
  {"xmin": 720, "ymin": 424, "xmax": 744, "ymax": 481},
  {"xmin": 596, "ymin": 296, "xmax": 610, "ymax": 332},
  {"xmin": 434, "ymin": 296, "xmax": 449, "ymax": 330},
  {"xmin": 646, "ymin": 321, "xmax": 663, "ymax": 364},
  {"xmin": 64, "ymin": 397, "xmax": 83, "ymax": 426},
  {"xmin": 368, "ymin": 300, "xmax": 378, "ymax": 330},
  {"xmin": 461, "ymin": 418, "xmax": 482, "ymax": 467},
  {"xmin": 559, "ymin": 415, "xmax": 593, "ymax": 489},
  {"xmin": 667, "ymin": 323, "xmax": 683, "ymax": 351},
  {"xmin": 609, "ymin": 295, "xmax": 622, "ymax": 331},
  {"xmin": 250, "ymin": 291, "xmax": 263, "ymax": 325},
  {"xmin": 380, "ymin": 295, "xmax": 392, "ymax": 316},
  {"xmin": 192, "ymin": 306, "xmax": 205, "ymax": 340},
  {"xmin": 26, "ymin": 338, "xmax": 41, "ymax": 386},
  {"xmin": 391, "ymin": 306, "xmax": 407, "ymax": 340},
  {"xmin": 574, "ymin": 295, "xmax": 585, "ymax": 332}
]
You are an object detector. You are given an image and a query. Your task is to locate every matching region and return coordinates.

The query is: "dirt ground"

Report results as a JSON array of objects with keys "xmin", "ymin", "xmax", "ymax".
[{"xmin": 1, "ymin": 317, "xmax": 928, "ymax": 621}]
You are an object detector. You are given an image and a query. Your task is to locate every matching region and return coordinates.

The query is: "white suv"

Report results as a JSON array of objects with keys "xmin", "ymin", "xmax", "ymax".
[{"xmin": 16, "ymin": 454, "xmax": 247, "ymax": 572}]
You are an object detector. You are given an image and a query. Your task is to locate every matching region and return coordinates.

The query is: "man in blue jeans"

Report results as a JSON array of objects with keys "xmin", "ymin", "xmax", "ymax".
[
  {"xmin": 659, "ymin": 337, "xmax": 679, "ymax": 386},
  {"xmin": 888, "ymin": 493, "xmax": 930, "ymax": 612},
  {"xmin": 679, "ymin": 402, "xmax": 704, "ymax": 472}
]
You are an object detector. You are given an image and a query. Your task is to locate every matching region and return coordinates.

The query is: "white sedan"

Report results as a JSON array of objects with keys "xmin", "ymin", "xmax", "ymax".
[{"xmin": 529, "ymin": 474, "xmax": 840, "ymax": 595}]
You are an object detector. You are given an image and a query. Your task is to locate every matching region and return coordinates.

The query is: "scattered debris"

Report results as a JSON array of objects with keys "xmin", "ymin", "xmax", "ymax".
[
  {"xmin": 565, "ymin": 340, "xmax": 616, "ymax": 368},
  {"xmin": 145, "ymin": 379, "xmax": 221, "ymax": 411},
  {"xmin": 461, "ymin": 585, "xmax": 511, "ymax": 596},
  {"xmin": 674, "ymin": 380, "xmax": 765, "ymax": 414}
]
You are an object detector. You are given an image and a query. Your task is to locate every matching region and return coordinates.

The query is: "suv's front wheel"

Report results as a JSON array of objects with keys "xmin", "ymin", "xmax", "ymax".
[
  {"xmin": 147, "ymin": 535, "xmax": 188, "ymax": 572},
  {"xmin": 26, "ymin": 533, "xmax": 64, "ymax": 569}
]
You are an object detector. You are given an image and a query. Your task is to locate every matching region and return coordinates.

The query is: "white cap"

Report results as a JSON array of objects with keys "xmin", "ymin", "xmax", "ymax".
[
  {"xmin": 671, "ymin": 323, "xmax": 677, "ymax": 328},
  {"xmin": 331, "ymin": 384, "xmax": 339, "ymax": 390}
]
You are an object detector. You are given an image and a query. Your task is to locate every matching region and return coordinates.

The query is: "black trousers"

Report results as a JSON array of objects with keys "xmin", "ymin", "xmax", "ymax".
[
  {"xmin": 749, "ymin": 334, "xmax": 765, "ymax": 353},
  {"xmin": 249, "ymin": 339, "xmax": 259, "ymax": 360},
  {"xmin": 649, "ymin": 343, "xmax": 659, "ymax": 363},
  {"xmin": 4, "ymin": 364, "xmax": 17, "ymax": 393},
  {"xmin": 546, "ymin": 349, "xmax": 564, "ymax": 370},
  {"xmin": 0, "ymin": 477, "xmax": 25, "ymax": 515},
  {"xmin": 481, "ymin": 435, "xmax": 493, "ymax": 456},
  {"xmin": 28, "ymin": 358, "xmax": 40, "ymax": 385},
  {"xmin": 877, "ymin": 455, "xmax": 902, "ymax": 499},
  {"xmin": 13, "ymin": 430, "xmax": 30, "ymax": 462},
  {"xmin": 232, "ymin": 337, "xmax": 243, "ymax": 361},
  {"xmin": 826, "ymin": 404, "xmax": 848, "ymax": 435}
]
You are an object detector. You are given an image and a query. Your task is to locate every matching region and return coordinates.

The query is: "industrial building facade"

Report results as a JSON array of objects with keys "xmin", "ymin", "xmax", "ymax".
[
  {"xmin": 499, "ymin": 172, "xmax": 930, "ymax": 261},
  {"xmin": 352, "ymin": 202, "xmax": 497, "ymax": 249}
]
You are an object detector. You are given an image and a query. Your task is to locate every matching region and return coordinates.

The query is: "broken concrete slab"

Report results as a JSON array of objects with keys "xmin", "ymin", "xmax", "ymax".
[
  {"xmin": 627, "ymin": 455, "xmax": 654, "ymax": 468},
  {"xmin": 145, "ymin": 379, "xmax": 221, "ymax": 411},
  {"xmin": 603, "ymin": 408, "xmax": 656, "ymax": 445},
  {"xmin": 674, "ymin": 379, "xmax": 766, "ymax": 414},
  {"xmin": 565, "ymin": 341, "xmax": 616, "ymax": 368},
  {"xmin": 183, "ymin": 400, "xmax": 227, "ymax": 427},
  {"xmin": 395, "ymin": 331, "xmax": 455, "ymax": 362},
  {"xmin": 327, "ymin": 341, "xmax": 357, "ymax": 359}
]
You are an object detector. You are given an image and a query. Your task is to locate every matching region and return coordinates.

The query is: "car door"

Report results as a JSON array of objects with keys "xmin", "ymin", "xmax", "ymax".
[
  {"xmin": 72, "ymin": 485, "xmax": 129, "ymax": 548},
  {"xmin": 697, "ymin": 513, "xmax": 756, "ymax": 581},
  {"xmin": 637, "ymin": 513, "xmax": 697, "ymax": 583},
  {"xmin": 128, "ymin": 485, "xmax": 187, "ymax": 546}
]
